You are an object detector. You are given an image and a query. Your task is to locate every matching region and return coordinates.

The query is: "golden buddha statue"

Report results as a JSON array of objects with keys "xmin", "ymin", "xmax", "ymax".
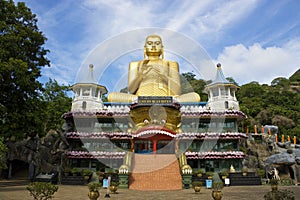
[{"xmin": 108, "ymin": 34, "xmax": 200, "ymax": 103}]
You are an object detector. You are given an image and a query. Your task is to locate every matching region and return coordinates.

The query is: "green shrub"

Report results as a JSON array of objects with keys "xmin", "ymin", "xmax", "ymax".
[
  {"xmin": 269, "ymin": 179, "xmax": 278, "ymax": 185},
  {"xmin": 264, "ymin": 189, "xmax": 295, "ymax": 200},
  {"xmin": 26, "ymin": 182, "xmax": 58, "ymax": 200},
  {"xmin": 257, "ymin": 169, "xmax": 266, "ymax": 178},
  {"xmin": 71, "ymin": 168, "xmax": 80, "ymax": 175},
  {"xmin": 110, "ymin": 181, "xmax": 119, "ymax": 187},
  {"xmin": 220, "ymin": 169, "xmax": 229, "ymax": 177},
  {"xmin": 0, "ymin": 137, "xmax": 8, "ymax": 169},
  {"xmin": 82, "ymin": 169, "xmax": 93, "ymax": 176},
  {"xmin": 88, "ymin": 182, "xmax": 100, "ymax": 192},
  {"xmin": 212, "ymin": 182, "xmax": 224, "ymax": 191},
  {"xmin": 191, "ymin": 181, "xmax": 202, "ymax": 187}
]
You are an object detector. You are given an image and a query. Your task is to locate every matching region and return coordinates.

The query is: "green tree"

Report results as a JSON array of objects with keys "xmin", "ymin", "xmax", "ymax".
[
  {"xmin": 0, "ymin": 137, "xmax": 8, "ymax": 169},
  {"xmin": 40, "ymin": 79, "xmax": 72, "ymax": 135},
  {"xmin": 0, "ymin": 0, "xmax": 49, "ymax": 139},
  {"xmin": 237, "ymin": 73, "xmax": 300, "ymax": 136},
  {"xmin": 181, "ymin": 72, "xmax": 208, "ymax": 101},
  {"xmin": 271, "ymin": 77, "xmax": 290, "ymax": 88},
  {"xmin": 289, "ymin": 69, "xmax": 300, "ymax": 82}
]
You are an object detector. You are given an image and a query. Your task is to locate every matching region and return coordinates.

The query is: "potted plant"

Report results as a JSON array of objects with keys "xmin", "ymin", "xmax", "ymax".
[
  {"xmin": 63, "ymin": 167, "xmax": 71, "ymax": 176},
  {"xmin": 96, "ymin": 171, "xmax": 105, "ymax": 183},
  {"xmin": 82, "ymin": 169, "xmax": 93, "ymax": 182},
  {"xmin": 257, "ymin": 169, "xmax": 265, "ymax": 179},
  {"xmin": 26, "ymin": 182, "xmax": 58, "ymax": 200},
  {"xmin": 242, "ymin": 166, "xmax": 248, "ymax": 176},
  {"xmin": 88, "ymin": 182, "xmax": 100, "ymax": 200},
  {"xmin": 71, "ymin": 168, "xmax": 80, "ymax": 176},
  {"xmin": 197, "ymin": 169, "xmax": 204, "ymax": 177},
  {"xmin": 269, "ymin": 179, "xmax": 278, "ymax": 191},
  {"xmin": 192, "ymin": 181, "xmax": 202, "ymax": 193},
  {"xmin": 206, "ymin": 171, "xmax": 214, "ymax": 179},
  {"xmin": 109, "ymin": 181, "xmax": 119, "ymax": 193},
  {"xmin": 212, "ymin": 182, "xmax": 224, "ymax": 200},
  {"xmin": 220, "ymin": 169, "xmax": 229, "ymax": 180}
]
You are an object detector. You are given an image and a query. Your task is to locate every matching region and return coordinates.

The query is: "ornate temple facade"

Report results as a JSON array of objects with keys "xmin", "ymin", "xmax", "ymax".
[{"xmin": 62, "ymin": 61, "xmax": 248, "ymax": 190}]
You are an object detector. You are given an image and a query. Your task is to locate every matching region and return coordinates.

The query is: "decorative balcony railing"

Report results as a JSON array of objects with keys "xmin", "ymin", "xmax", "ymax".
[
  {"xmin": 177, "ymin": 132, "xmax": 248, "ymax": 139},
  {"xmin": 185, "ymin": 151, "xmax": 245, "ymax": 159},
  {"xmin": 66, "ymin": 151, "xmax": 126, "ymax": 159}
]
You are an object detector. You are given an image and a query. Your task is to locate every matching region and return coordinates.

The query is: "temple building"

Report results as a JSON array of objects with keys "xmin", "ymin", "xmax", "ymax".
[{"xmin": 62, "ymin": 35, "xmax": 248, "ymax": 190}]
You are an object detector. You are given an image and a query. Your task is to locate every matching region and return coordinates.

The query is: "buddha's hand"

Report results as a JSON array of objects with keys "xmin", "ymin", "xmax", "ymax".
[{"xmin": 140, "ymin": 65, "xmax": 152, "ymax": 76}]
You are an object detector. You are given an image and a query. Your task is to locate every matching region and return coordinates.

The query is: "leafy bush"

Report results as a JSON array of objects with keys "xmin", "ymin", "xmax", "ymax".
[
  {"xmin": 88, "ymin": 182, "xmax": 100, "ymax": 192},
  {"xmin": 264, "ymin": 189, "xmax": 295, "ymax": 200},
  {"xmin": 212, "ymin": 182, "xmax": 224, "ymax": 191},
  {"xmin": 26, "ymin": 182, "xmax": 58, "ymax": 200},
  {"xmin": 110, "ymin": 181, "xmax": 119, "ymax": 187},
  {"xmin": 82, "ymin": 169, "xmax": 93, "ymax": 176},
  {"xmin": 257, "ymin": 169, "xmax": 266, "ymax": 178},
  {"xmin": 71, "ymin": 168, "xmax": 80, "ymax": 175},
  {"xmin": 220, "ymin": 169, "xmax": 229, "ymax": 177},
  {"xmin": 0, "ymin": 137, "xmax": 8, "ymax": 169},
  {"xmin": 192, "ymin": 181, "xmax": 202, "ymax": 187},
  {"xmin": 269, "ymin": 179, "xmax": 278, "ymax": 185}
]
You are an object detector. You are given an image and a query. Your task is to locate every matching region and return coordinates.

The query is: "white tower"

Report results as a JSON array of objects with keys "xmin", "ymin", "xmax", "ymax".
[
  {"xmin": 204, "ymin": 63, "xmax": 239, "ymax": 111},
  {"xmin": 71, "ymin": 64, "xmax": 107, "ymax": 111}
]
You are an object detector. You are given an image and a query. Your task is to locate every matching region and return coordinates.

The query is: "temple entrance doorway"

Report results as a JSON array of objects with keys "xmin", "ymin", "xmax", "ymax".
[
  {"xmin": 134, "ymin": 140, "xmax": 153, "ymax": 154},
  {"xmin": 133, "ymin": 134, "xmax": 175, "ymax": 154}
]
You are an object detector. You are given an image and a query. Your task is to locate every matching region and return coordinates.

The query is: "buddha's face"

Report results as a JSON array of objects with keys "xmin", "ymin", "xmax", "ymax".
[{"xmin": 144, "ymin": 35, "xmax": 163, "ymax": 56}]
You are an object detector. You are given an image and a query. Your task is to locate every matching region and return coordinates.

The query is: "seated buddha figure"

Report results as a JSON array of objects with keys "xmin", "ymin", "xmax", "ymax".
[{"xmin": 108, "ymin": 34, "xmax": 200, "ymax": 103}]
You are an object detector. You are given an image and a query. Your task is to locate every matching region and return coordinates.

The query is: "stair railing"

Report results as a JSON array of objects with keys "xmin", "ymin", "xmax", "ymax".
[
  {"xmin": 178, "ymin": 152, "xmax": 192, "ymax": 174},
  {"xmin": 119, "ymin": 151, "xmax": 133, "ymax": 174}
]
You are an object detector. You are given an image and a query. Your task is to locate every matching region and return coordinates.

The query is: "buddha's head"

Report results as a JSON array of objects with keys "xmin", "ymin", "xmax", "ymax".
[{"xmin": 144, "ymin": 34, "xmax": 164, "ymax": 59}]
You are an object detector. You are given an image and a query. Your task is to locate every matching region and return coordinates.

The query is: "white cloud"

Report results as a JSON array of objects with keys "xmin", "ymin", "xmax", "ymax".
[
  {"xmin": 216, "ymin": 38, "xmax": 300, "ymax": 85},
  {"xmin": 182, "ymin": 0, "xmax": 258, "ymax": 42},
  {"xmin": 17, "ymin": 0, "xmax": 299, "ymax": 91}
]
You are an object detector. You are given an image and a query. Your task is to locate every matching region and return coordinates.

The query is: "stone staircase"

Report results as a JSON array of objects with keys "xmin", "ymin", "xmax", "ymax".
[{"xmin": 129, "ymin": 154, "xmax": 182, "ymax": 190}]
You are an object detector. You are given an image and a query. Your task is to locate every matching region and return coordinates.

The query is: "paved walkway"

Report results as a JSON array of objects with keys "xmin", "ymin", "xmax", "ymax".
[{"xmin": 0, "ymin": 179, "xmax": 299, "ymax": 200}]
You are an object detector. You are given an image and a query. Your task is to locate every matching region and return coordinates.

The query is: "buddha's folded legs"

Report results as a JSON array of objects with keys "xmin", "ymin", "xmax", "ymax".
[{"xmin": 176, "ymin": 92, "xmax": 201, "ymax": 103}]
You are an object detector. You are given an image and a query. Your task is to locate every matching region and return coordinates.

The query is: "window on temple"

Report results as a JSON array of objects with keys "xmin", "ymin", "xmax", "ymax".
[
  {"xmin": 82, "ymin": 101, "xmax": 86, "ymax": 109},
  {"xmin": 225, "ymin": 101, "xmax": 228, "ymax": 109},
  {"xmin": 220, "ymin": 88, "xmax": 228, "ymax": 96},
  {"xmin": 212, "ymin": 88, "xmax": 219, "ymax": 97}
]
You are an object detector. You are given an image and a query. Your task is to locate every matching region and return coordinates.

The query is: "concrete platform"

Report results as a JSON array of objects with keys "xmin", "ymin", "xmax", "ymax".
[{"xmin": 0, "ymin": 179, "xmax": 299, "ymax": 200}]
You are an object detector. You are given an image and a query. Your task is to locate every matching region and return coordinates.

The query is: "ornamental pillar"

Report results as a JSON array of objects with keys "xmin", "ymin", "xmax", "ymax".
[{"xmin": 153, "ymin": 140, "xmax": 157, "ymax": 154}]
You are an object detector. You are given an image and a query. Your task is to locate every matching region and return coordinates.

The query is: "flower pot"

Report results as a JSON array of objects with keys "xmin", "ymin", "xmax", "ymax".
[
  {"xmin": 212, "ymin": 190, "xmax": 223, "ymax": 200},
  {"xmin": 88, "ymin": 191, "xmax": 99, "ymax": 200},
  {"xmin": 109, "ymin": 185, "xmax": 118, "ymax": 193},
  {"xmin": 194, "ymin": 186, "xmax": 201, "ymax": 193},
  {"xmin": 271, "ymin": 184, "xmax": 278, "ymax": 191}
]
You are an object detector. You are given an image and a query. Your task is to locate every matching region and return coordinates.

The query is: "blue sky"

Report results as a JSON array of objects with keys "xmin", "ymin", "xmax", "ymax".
[{"xmin": 16, "ymin": 0, "xmax": 300, "ymax": 93}]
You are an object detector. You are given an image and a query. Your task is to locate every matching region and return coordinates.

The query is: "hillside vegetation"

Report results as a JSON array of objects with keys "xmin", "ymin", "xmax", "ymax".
[{"xmin": 182, "ymin": 69, "xmax": 300, "ymax": 140}]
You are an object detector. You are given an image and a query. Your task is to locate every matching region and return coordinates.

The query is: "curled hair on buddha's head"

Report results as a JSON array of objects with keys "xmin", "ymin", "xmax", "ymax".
[{"xmin": 145, "ymin": 34, "xmax": 163, "ymax": 44}]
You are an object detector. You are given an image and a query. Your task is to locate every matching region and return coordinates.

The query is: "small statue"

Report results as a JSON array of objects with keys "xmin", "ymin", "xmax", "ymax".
[
  {"xmin": 271, "ymin": 168, "xmax": 280, "ymax": 180},
  {"xmin": 229, "ymin": 165, "xmax": 235, "ymax": 173}
]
